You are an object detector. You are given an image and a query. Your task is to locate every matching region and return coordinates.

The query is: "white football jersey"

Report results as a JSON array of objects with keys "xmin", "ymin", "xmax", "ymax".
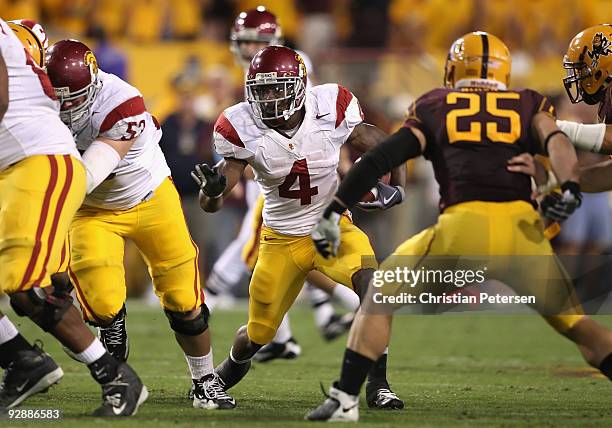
[
  {"xmin": 0, "ymin": 18, "xmax": 79, "ymax": 171},
  {"xmin": 74, "ymin": 70, "xmax": 170, "ymax": 210},
  {"xmin": 214, "ymin": 83, "xmax": 364, "ymax": 235}
]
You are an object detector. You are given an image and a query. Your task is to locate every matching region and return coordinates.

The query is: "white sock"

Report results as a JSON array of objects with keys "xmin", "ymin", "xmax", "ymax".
[
  {"xmin": 185, "ymin": 349, "xmax": 214, "ymax": 380},
  {"xmin": 332, "ymin": 285, "xmax": 360, "ymax": 311},
  {"xmin": 272, "ymin": 314, "xmax": 292, "ymax": 343},
  {"xmin": 74, "ymin": 338, "xmax": 107, "ymax": 364},
  {"xmin": 0, "ymin": 316, "xmax": 19, "ymax": 345},
  {"xmin": 313, "ymin": 300, "xmax": 335, "ymax": 329}
]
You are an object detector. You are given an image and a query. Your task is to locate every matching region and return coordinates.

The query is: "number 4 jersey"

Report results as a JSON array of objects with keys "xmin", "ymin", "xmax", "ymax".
[
  {"xmin": 214, "ymin": 83, "xmax": 364, "ymax": 236},
  {"xmin": 74, "ymin": 70, "xmax": 170, "ymax": 210},
  {"xmin": 404, "ymin": 87, "xmax": 555, "ymax": 211}
]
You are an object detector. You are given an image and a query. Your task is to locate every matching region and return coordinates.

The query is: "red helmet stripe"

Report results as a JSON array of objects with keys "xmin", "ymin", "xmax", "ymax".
[
  {"xmin": 100, "ymin": 96, "xmax": 146, "ymax": 133},
  {"xmin": 214, "ymin": 114, "xmax": 244, "ymax": 148},
  {"xmin": 335, "ymin": 85, "xmax": 354, "ymax": 128}
]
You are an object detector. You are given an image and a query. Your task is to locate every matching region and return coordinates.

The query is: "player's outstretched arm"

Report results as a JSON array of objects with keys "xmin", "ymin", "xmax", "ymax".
[
  {"xmin": 312, "ymin": 126, "xmax": 425, "ymax": 258},
  {"xmin": 81, "ymin": 136, "xmax": 133, "ymax": 194},
  {"xmin": 532, "ymin": 112, "xmax": 582, "ymax": 221},
  {"xmin": 557, "ymin": 120, "xmax": 612, "ymax": 154},
  {"xmin": 192, "ymin": 157, "xmax": 245, "ymax": 212},
  {"xmin": 346, "ymin": 123, "xmax": 406, "ymax": 188},
  {"xmin": 0, "ymin": 52, "xmax": 8, "ymax": 122}
]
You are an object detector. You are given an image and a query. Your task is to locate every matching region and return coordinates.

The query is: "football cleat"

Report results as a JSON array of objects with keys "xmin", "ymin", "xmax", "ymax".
[
  {"xmin": 215, "ymin": 357, "xmax": 252, "ymax": 390},
  {"xmin": 253, "ymin": 338, "xmax": 301, "ymax": 362},
  {"xmin": 93, "ymin": 362, "xmax": 148, "ymax": 417},
  {"xmin": 192, "ymin": 373, "xmax": 236, "ymax": 409},
  {"xmin": 98, "ymin": 306, "xmax": 129, "ymax": 362},
  {"xmin": 321, "ymin": 313, "xmax": 354, "ymax": 342},
  {"xmin": 365, "ymin": 381, "xmax": 404, "ymax": 410},
  {"xmin": 305, "ymin": 383, "xmax": 359, "ymax": 422},
  {"xmin": 0, "ymin": 343, "xmax": 64, "ymax": 410}
]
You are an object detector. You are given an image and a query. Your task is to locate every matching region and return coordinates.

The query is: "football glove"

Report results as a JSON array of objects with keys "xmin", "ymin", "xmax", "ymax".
[
  {"xmin": 356, "ymin": 183, "xmax": 405, "ymax": 211},
  {"xmin": 191, "ymin": 163, "xmax": 227, "ymax": 198},
  {"xmin": 539, "ymin": 181, "xmax": 582, "ymax": 222},
  {"xmin": 311, "ymin": 212, "xmax": 342, "ymax": 259}
]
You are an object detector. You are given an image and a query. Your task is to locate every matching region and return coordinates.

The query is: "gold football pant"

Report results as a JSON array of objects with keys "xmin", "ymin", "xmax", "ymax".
[
  {"xmin": 69, "ymin": 178, "xmax": 203, "ymax": 323},
  {"xmin": 247, "ymin": 215, "xmax": 376, "ymax": 344},
  {"xmin": 0, "ymin": 155, "xmax": 85, "ymax": 293},
  {"xmin": 380, "ymin": 200, "xmax": 584, "ymax": 332}
]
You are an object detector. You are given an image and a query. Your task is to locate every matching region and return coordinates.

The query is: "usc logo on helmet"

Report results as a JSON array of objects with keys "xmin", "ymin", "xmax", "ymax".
[
  {"xmin": 295, "ymin": 53, "xmax": 307, "ymax": 78},
  {"xmin": 84, "ymin": 51, "xmax": 99, "ymax": 76}
]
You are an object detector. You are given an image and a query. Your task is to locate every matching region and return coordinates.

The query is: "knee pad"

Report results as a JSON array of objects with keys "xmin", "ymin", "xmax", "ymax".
[
  {"xmin": 10, "ymin": 287, "xmax": 73, "ymax": 332},
  {"xmin": 165, "ymin": 303, "xmax": 209, "ymax": 336}
]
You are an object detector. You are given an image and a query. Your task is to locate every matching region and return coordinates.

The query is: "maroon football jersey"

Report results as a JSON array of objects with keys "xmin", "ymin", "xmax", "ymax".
[
  {"xmin": 597, "ymin": 84, "xmax": 612, "ymax": 124},
  {"xmin": 404, "ymin": 87, "xmax": 555, "ymax": 211}
]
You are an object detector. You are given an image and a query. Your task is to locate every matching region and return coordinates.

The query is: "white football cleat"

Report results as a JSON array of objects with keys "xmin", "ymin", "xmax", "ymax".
[{"xmin": 305, "ymin": 383, "xmax": 359, "ymax": 422}]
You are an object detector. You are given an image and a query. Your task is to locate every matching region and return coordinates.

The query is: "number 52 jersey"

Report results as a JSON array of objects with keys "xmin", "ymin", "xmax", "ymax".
[
  {"xmin": 74, "ymin": 70, "xmax": 170, "ymax": 210},
  {"xmin": 214, "ymin": 83, "xmax": 364, "ymax": 236}
]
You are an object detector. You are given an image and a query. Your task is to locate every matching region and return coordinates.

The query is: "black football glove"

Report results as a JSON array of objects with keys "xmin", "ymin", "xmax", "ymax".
[
  {"xmin": 540, "ymin": 181, "xmax": 582, "ymax": 222},
  {"xmin": 190, "ymin": 163, "xmax": 227, "ymax": 198},
  {"xmin": 356, "ymin": 182, "xmax": 405, "ymax": 211}
]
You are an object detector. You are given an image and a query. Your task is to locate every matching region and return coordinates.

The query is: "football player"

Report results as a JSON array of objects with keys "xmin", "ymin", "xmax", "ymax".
[
  {"xmin": 306, "ymin": 31, "xmax": 612, "ymax": 422},
  {"xmin": 44, "ymin": 40, "xmax": 235, "ymax": 410},
  {"xmin": 191, "ymin": 46, "xmax": 405, "ymax": 409},
  {"xmin": 0, "ymin": 18, "xmax": 148, "ymax": 415},
  {"xmin": 207, "ymin": 6, "xmax": 360, "ymax": 363}
]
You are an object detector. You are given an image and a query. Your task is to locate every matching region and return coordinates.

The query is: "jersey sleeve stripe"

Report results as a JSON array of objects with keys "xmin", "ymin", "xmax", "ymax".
[
  {"xmin": 335, "ymin": 84, "xmax": 354, "ymax": 128},
  {"xmin": 18, "ymin": 155, "xmax": 59, "ymax": 290},
  {"xmin": 214, "ymin": 114, "xmax": 245, "ymax": 148},
  {"xmin": 99, "ymin": 96, "xmax": 147, "ymax": 133}
]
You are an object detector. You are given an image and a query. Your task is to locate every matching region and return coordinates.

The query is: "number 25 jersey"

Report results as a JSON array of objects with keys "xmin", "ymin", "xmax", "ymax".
[
  {"xmin": 404, "ymin": 87, "xmax": 555, "ymax": 211},
  {"xmin": 214, "ymin": 83, "xmax": 363, "ymax": 236},
  {"xmin": 74, "ymin": 70, "xmax": 170, "ymax": 210}
]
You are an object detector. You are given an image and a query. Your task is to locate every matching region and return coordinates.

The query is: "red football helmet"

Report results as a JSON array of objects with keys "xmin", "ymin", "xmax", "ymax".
[
  {"xmin": 45, "ymin": 39, "xmax": 101, "ymax": 133},
  {"xmin": 246, "ymin": 46, "xmax": 307, "ymax": 121},
  {"xmin": 230, "ymin": 6, "xmax": 282, "ymax": 67}
]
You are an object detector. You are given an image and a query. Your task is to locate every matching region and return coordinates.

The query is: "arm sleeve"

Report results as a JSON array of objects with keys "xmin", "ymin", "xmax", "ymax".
[{"xmin": 326, "ymin": 127, "xmax": 422, "ymax": 215}]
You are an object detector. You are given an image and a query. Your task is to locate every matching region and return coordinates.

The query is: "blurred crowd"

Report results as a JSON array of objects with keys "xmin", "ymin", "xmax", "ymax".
[{"xmin": 2, "ymin": 0, "xmax": 611, "ymax": 297}]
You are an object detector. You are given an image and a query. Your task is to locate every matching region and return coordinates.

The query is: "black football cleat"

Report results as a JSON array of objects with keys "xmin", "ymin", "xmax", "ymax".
[
  {"xmin": 92, "ymin": 362, "xmax": 148, "ymax": 417},
  {"xmin": 252, "ymin": 338, "xmax": 301, "ymax": 363},
  {"xmin": 192, "ymin": 373, "xmax": 236, "ymax": 409},
  {"xmin": 0, "ymin": 344, "xmax": 64, "ymax": 410},
  {"xmin": 365, "ymin": 381, "xmax": 404, "ymax": 410},
  {"xmin": 98, "ymin": 306, "xmax": 129, "ymax": 362},
  {"xmin": 321, "ymin": 313, "xmax": 354, "ymax": 342},
  {"xmin": 214, "ymin": 357, "xmax": 251, "ymax": 390}
]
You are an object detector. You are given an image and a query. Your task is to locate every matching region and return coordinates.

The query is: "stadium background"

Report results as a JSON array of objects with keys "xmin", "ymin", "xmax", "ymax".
[{"xmin": 2, "ymin": 0, "xmax": 611, "ymax": 296}]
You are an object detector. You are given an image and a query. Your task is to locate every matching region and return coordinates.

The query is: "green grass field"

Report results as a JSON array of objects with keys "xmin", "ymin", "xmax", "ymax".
[{"xmin": 3, "ymin": 301, "xmax": 612, "ymax": 427}]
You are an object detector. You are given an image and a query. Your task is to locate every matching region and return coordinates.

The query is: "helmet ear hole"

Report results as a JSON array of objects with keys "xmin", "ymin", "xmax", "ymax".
[{"xmin": 594, "ymin": 70, "xmax": 603, "ymax": 81}]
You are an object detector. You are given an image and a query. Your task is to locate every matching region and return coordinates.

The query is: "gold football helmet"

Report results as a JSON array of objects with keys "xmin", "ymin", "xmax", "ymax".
[
  {"xmin": 8, "ymin": 21, "xmax": 45, "ymax": 67},
  {"xmin": 444, "ymin": 31, "xmax": 511, "ymax": 89},
  {"xmin": 563, "ymin": 24, "xmax": 612, "ymax": 105}
]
